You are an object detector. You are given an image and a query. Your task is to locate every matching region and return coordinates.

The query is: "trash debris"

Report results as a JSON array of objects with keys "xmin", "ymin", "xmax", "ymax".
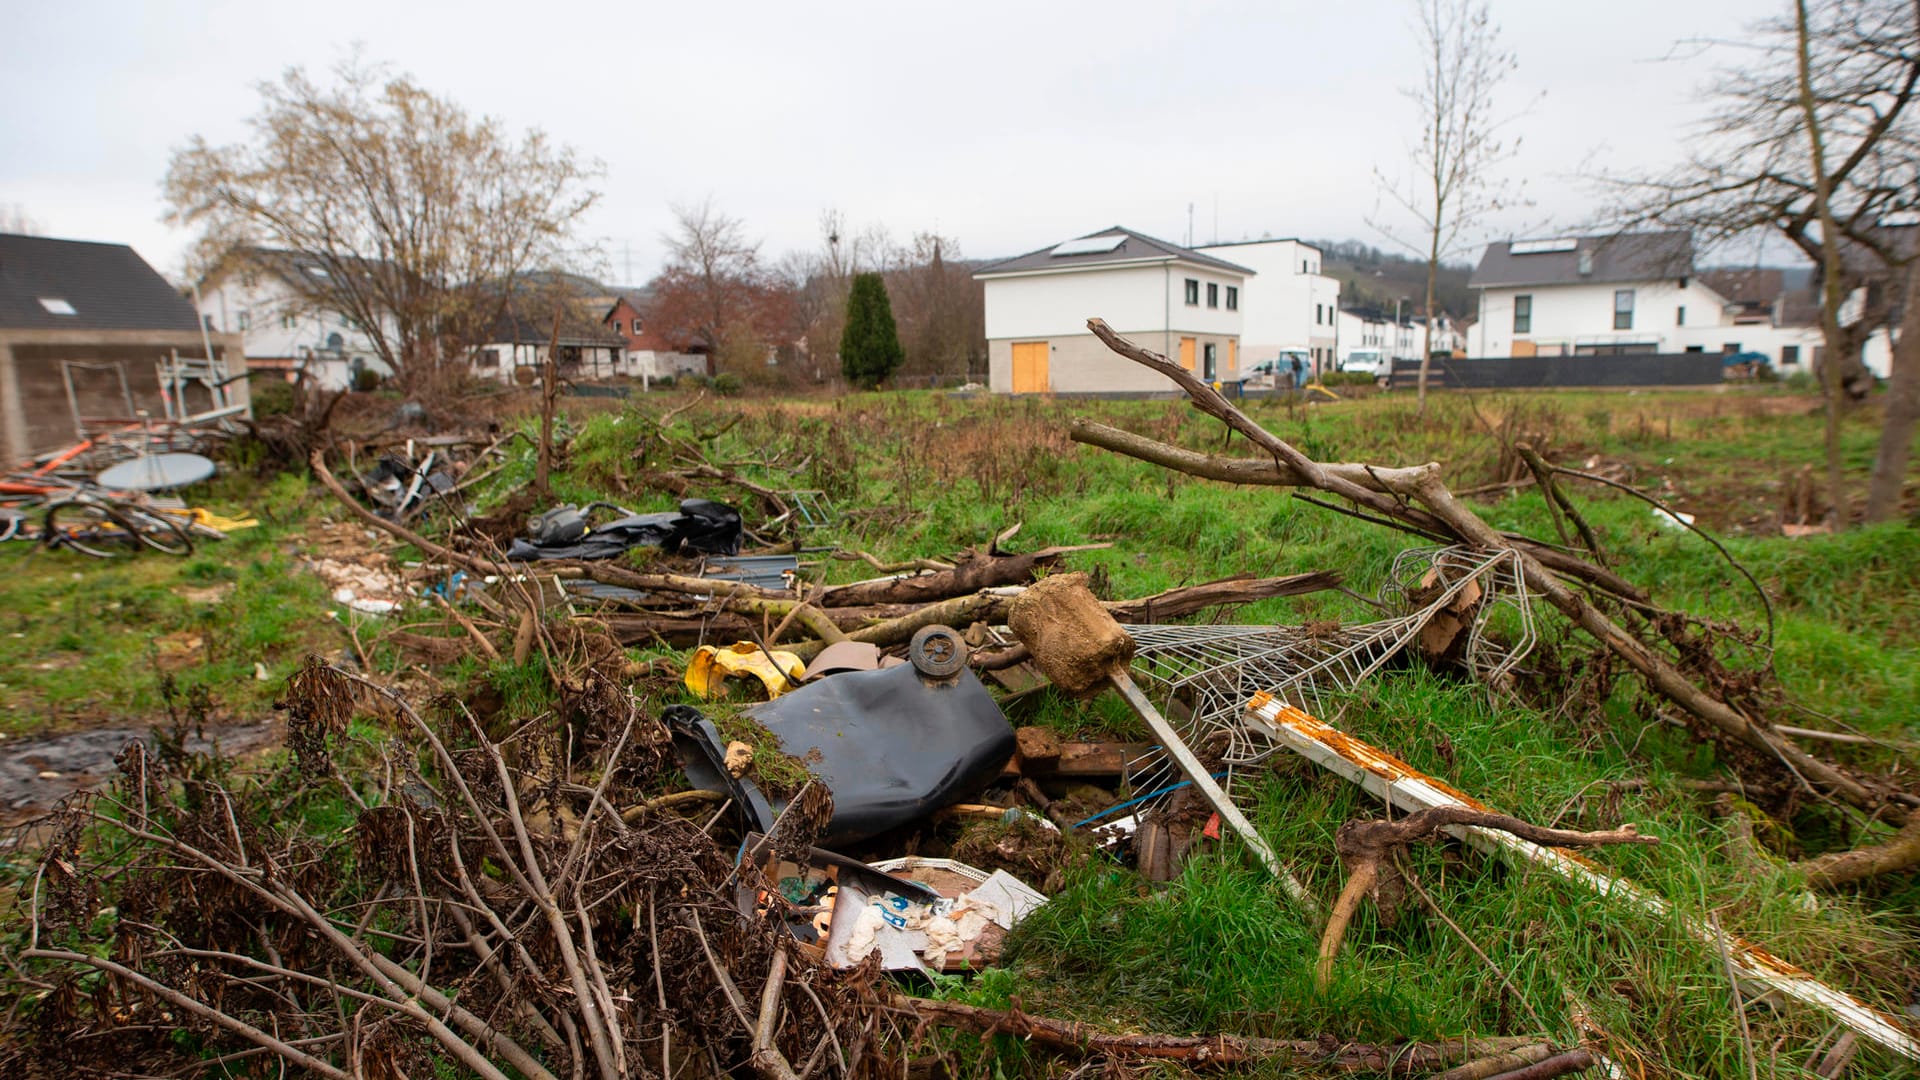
[
  {"xmin": 700, "ymin": 552, "xmax": 802, "ymax": 590},
  {"xmin": 738, "ymin": 833, "xmax": 1047, "ymax": 973},
  {"xmin": 508, "ymin": 498, "xmax": 742, "ymax": 560},
  {"xmin": 802, "ymin": 640, "xmax": 905, "ymax": 680},
  {"xmin": 1009, "ymin": 572, "xmax": 1317, "ymax": 910},
  {"xmin": 685, "ymin": 641, "xmax": 808, "ymax": 699},
  {"xmin": 668, "ymin": 658, "xmax": 1016, "ymax": 847},
  {"xmin": 1651, "ymin": 506, "xmax": 1697, "ymax": 531}
]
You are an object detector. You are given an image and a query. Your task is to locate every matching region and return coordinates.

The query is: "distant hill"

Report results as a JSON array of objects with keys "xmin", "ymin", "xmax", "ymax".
[{"xmin": 1315, "ymin": 239, "xmax": 1474, "ymax": 318}]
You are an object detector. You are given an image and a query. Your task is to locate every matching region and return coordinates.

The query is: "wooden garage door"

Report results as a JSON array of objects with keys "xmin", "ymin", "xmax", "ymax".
[
  {"xmin": 1011, "ymin": 341, "xmax": 1049, "ymax": 393},
  {"xmin": 1179, "ymin": 337, "xmax": 1196, "ymax": 371}
]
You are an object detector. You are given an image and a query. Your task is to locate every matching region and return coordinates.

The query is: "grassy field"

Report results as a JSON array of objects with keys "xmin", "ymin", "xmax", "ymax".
[{"xmin": 2, "ymin": 382, "xmax": 1916, "ymax": 1076}]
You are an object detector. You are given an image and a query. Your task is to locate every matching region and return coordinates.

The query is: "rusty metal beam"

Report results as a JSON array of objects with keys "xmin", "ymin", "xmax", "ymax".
[{"xmin": 1244, "ymin": 693, "xmax": 1920, "ymax": 1063}]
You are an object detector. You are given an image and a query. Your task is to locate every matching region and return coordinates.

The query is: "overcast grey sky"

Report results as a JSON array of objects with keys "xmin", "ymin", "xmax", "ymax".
[{"xmin": 1, "ymin": 0, "xmax": 1776, "ymax": 283}]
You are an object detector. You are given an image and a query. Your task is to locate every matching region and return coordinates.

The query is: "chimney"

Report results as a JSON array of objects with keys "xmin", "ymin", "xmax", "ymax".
[{"xmin": 1577, "ymin": 249, "xmax": 1594, "ymax": 276}]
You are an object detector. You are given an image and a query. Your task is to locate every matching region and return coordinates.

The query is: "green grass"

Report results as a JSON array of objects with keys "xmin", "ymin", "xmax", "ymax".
[
  {"xmin": 3, "ymin": 382, "xmax": 1913, "ymax": 1075},
  {"xmin": 0, "ymin": 471, "xmax": 337, "ymax": 736},
  {"xmin": 465, "ymin": 384, "xmax": 1918, "ymax": 1076}
]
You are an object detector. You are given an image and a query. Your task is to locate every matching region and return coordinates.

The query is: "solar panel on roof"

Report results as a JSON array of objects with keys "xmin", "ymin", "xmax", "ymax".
[
  {"xmin": 1509, "ymin": 238, "xmax": 1578, "ymax": 255},
  {"xmin": 1051, "ymin": 234, "xmax": 1128, "ymax": 256}
]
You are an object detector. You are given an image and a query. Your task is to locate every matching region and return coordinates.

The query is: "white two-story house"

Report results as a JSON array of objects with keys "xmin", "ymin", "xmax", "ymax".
[
  {"xmin": 1466, "ymin": 232, "xmax": 1747, "ymax": 358},
  {"xmin": 973, "ymin": 227, "xmax": 1250, "ymax": 394},
  {"xmin": 196, "ymin": 247, "xmax": 396, "ymax": 390},
  {"xmin": 1194, "ymin": 239, "xmax": 1342, "ymax": 375}
]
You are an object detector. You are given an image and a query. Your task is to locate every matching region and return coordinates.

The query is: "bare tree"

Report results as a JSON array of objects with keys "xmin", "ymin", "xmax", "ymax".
[
  {"xmin": 164, "ymin": 55, "xmax": 600, "ymax": 385},
  {"xmin": 885, "ymin": 233, "xmax": 985, "ymax": 382},
  {"xmin": 1371, "ymin": 0, "xmax": 1529, "ymax": 411},
  {"xmin": 1797, "ymin": 0, "xmax": 1852, "ymax": 526},
  {"xmin": 1601, "ymin": 0, "xmax": 1920, "ymax": 523},
  {"xmin": 648, "ymin": 200, "xmax": 811, "ymax": 377}
]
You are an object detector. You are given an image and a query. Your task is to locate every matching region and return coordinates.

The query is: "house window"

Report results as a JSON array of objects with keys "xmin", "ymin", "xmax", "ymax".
[
  {"xmin": 1301, "ymin": 259, "xmax": 1309, "ymax": 272},
  {"xmin": 1203, "ymin": 342, "xmax": 1217, "ymax": 380},
  {"xmin": 1315, "ymin": 304, "xmax": 1323, "ymax": 325},
  {"xmin": 1676, "ymin": 305, "xmax": 1685, "ymax": 326},
  {"xmin": 1206, "ymin": 282, "xmax": 1219, "ymax": 308},
  {"xmin": 1782, "ymin": 345, "xmax": 1800, "ymax": 365},
  {"xmin": 1226, "ymin": 286, "xmax": 1238, "ymax": 310},
  {"xmin": 238, "ymin": 311, "xmax": 251, "ymax": 331},
  {"xmin": 39, "ymin": 297, "xmax": 76, "ymax": 316},
  {"xmin": 1685, "ymin": 345, "xmax": 1705, "ymax": 353},
  {"xmin": 1613, "ymin": 289, "xmax": 1634, "ymax": 330},
  {"xmin": 1722, "ymin": 342, "xmax": 1740, "ymax": 354},
  {"xmin": 1184, "ymin": 279, "xmax": 1199, "ymax": 305},
  {"xmin": 1513, "ymin": 295, "xmax": 1531, "ymax": 334},
  {"xmin": 477, "ymin": 348, "xmax": 500, "ymax": 369},
  {"xmin": 341, "ymin": 313, "xmax": 352, "ymax": 328},
  {"xmin": 282, "ymin": 313, "xmax": 295, "ymax": 329}
]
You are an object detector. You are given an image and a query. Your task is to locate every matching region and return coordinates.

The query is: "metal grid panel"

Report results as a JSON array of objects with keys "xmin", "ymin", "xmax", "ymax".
[{"xmin": 1119, "ymin": 546, "xmax": 1536, "ymax": 807}]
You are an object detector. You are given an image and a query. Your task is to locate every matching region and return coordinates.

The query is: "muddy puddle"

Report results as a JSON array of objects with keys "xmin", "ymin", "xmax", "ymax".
[{"xmin": 1, "ymin": 720, "xmax": 280, "ymax": 833}]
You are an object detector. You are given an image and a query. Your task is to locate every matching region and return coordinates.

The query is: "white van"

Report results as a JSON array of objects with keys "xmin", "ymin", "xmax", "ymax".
[{"xmin": 1340, "ymin": 349, "xmax": 1390, "ymax": 379}]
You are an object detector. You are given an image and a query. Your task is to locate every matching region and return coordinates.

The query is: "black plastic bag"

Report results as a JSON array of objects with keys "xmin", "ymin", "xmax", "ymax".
[{"xmin": 507, "ymin": 498, "xmax": 742, "ymax": 561}]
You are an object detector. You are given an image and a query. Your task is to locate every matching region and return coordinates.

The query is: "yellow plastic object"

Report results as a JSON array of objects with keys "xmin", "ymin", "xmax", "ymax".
[
  {"xmin": 187, "ymin": 508, "xmax": 260, "ymax": 532},
  {"xmin": 685, "ymin": 641, "xmax": 807, "ymax": 700}
]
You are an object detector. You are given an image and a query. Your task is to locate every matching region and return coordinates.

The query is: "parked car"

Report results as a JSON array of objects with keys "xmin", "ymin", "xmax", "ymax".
[{"xmin": 1340, "ymin": 349, "xmax": 1390, "ymax": 379}]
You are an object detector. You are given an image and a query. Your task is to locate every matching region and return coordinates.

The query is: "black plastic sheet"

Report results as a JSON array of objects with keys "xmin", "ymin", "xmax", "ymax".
[{"xmin": 666, "ymin": 663, "xmax": 1016, "ymax": 848}]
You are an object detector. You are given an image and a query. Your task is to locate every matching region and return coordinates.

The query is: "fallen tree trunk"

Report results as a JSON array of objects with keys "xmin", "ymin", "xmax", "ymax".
[
  {"xmin": 775, "ymin": 571, "xmax": 1344, "ymax": 661},
  {"xmin": 1076, "ymin": 319, "xmax": 1904, "ymax": 830},
  {"xmin": 894, "ymin": 995, "xmax": 1549, "ymax": 1072},
  {"xmin": 1796, "ymin": 813, "xmax": 1920, "ymax": 888},
  {"xmin": 1106, "ymin": 570, "xmax": 1340, "ymax": 623},
  {"xmin": 810, "ymin": 545, "xmax": 1104, "ymax": 608}
]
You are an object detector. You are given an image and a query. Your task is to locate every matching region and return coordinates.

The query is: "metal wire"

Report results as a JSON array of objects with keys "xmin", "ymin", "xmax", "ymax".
[{"xmin": 1119, "ymin": 545, "xmax": 1536, "ymax": 808}]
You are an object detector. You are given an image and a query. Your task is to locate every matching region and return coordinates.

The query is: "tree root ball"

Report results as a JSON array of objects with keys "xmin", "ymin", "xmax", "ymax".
[{"xmin": 1008, "ymin": 572, "xmax": 1135, "ymax": 698}]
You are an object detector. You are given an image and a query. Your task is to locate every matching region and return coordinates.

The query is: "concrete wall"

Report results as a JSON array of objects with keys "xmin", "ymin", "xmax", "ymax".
[
  {"xmin": 982, "ymin": 264, "xmax": 1171, "ymax": 341},
  {"xmin": 1, "ymin": 329, "xmax": 248, "ymax": 461},
  {"xmin": 988, "ymin": 331, "xmax": 1240, "ymax": 393}
]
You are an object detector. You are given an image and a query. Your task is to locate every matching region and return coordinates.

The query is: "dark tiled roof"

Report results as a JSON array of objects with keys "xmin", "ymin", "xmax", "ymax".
[
  {"xmin": 0, "ymin": 233, "xmax": 203, "ymax": 332},
  {"xmin": 973, "ymin": 226, "xmax": 1254, "ymax": 278},
  {"xmin": 486, "ymin": 309, "xmax": 626, "ymax": 347},
  {"xmin": 1470, "ymin": 232, "xmax": 1693, "ymax": 289}
]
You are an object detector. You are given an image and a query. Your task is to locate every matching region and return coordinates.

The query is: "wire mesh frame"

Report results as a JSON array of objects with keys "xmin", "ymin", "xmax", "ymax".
[{"xmin": 1118, "ymin": 545, "xmax": 1536, "ymax": 809}]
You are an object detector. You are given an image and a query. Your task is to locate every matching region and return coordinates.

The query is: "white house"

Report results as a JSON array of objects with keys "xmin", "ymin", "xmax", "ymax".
[
  {"xmin": 1465, "ymin": 232, "xmax": 1828, "ymax": 367},
  {"xmin": 1195, "ymin": 239, "xmax": 1343, "ymax": 375},
  {"xmin": 195, "ymin": 247, "xmax": 396, "ymax": 390},
  {"xmin": 972, "ymin": 226, "xmax": 1250, "ymax": 393},
  {"xmin": 469, "ymin": 306, "xmax": 630, "ymax": 385}
]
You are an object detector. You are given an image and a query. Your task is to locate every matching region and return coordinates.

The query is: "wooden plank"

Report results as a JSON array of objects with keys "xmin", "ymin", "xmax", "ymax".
[{"xmin": 1002, "ymin": 741, "xmax": 1152, "ymax": 778}]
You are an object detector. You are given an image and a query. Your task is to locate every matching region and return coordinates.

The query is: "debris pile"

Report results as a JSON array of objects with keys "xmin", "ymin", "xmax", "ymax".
[{"xmin": 13, "ymin": 327, "xmax": 1920, "ymax": 1079}]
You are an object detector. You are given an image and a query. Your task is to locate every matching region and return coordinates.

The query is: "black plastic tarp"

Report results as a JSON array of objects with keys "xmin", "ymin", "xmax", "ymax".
[
  {"xmin": 507, "ymin": 498, "xmax": 742, "ymax": 561},
  {"xmin": 666, "ymin": 663, "xmax": 1016, "ymax": 848}
]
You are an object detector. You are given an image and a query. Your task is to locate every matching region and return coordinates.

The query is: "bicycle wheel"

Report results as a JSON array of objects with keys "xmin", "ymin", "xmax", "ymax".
[
  {"xmin": 118, "ymin": 506, "xmax": 194, "ymax": 556},
  {"xmin": 42, "ymin": 500, "xmax": 142, "ymax": 558}
]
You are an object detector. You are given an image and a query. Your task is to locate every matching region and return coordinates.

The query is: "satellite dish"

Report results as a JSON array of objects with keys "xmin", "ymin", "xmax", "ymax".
[{"xmin": 96, "ymin": 453, "xmax": 217, "ymax": 492}]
